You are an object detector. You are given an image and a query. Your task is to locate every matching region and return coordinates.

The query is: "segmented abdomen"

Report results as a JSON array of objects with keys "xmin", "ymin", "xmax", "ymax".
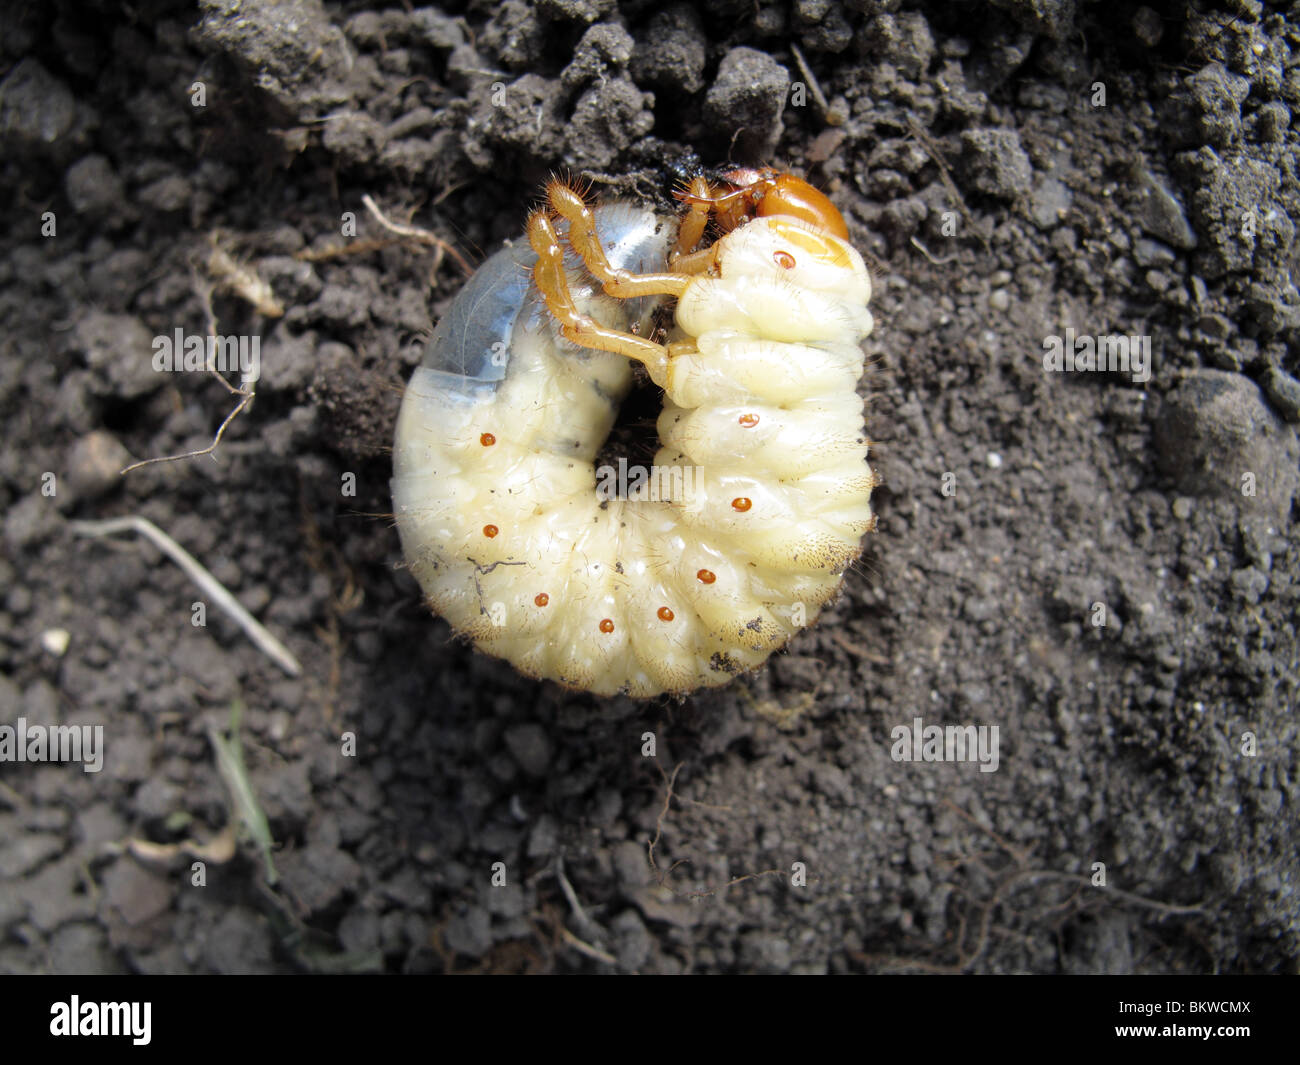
[{"xmin": 392, "ymin": 204, "xmax": 875, "ymax": 697}]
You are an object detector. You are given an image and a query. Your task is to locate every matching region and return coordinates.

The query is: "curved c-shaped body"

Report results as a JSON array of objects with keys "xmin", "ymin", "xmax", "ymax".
[{"xmin": 392, "ymin": 201, "xmax": 875, "ymax": 697}]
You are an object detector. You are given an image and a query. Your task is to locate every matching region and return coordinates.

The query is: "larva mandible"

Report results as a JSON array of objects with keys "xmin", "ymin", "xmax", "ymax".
[{"xmin": 392, "ymin": 167, "xmax": 876, "ymax": 697}]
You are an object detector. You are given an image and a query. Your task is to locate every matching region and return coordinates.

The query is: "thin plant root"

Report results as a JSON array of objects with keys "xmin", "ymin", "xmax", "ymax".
[
  {"xmin": 120, "ymin": 276, "xmax": 255, "ymax": 475},
  {"xmin": 68, "ymin": 515, "xmax": 303, "ymax": 677},
  {"xmin": 361, "ymin": 193, "xmax": 473, "ymax": 276},
  {"xmin": 206, "ymin": 236, "xmax": 284, "ymax": 317},
  {"xmin": 645, "ymin": 759, "xmax": 784, "ymax": 900}
]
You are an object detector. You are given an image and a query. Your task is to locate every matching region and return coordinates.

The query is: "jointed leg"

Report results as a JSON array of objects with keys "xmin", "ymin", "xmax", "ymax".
[
  {"xmin": 669, "ymin": 242, "xmax": 722, "ymax": 275},
  {"xmin": 544, "ymin": 180, "xmax": 692, "ymax": 300},
  {"xmin": 671, "ymin": 176, "xmax": 755, "ymax": 258},
  {"xmin": 527, "ymin": 210, "xmax": 669, "ymax": 385},
  {"xmin": 673, "ymin": 177, "xmax": 714, "ymax": 259}
]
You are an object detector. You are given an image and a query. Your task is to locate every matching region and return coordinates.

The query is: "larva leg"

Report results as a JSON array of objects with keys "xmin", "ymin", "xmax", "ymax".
[
  {"xmin": 672, "ymin": 176, "xmax": 757, "ymax": 256},
  {"xmin": 672, "ymin": 177, "xmax": 714, "ymax": 259},
  {"xmin": 666, "ymin": 177, "xmax": 739, "ymax": 273},
  {"xmin": 668, "ymin": 243, "xmax": 721, "ymax": 276},
  {"xmin": 545, "ymin": 180, "xmax": 692, "ymax": 300},
  {"xmin": 527, "ymin": 210, "xmax": 670, "ymax": 383}
]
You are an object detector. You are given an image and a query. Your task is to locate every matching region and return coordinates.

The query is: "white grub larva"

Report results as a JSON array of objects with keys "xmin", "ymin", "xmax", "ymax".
[{"xmin": 392, "ymin": 168, "xmax": 877, "ymax": 697}]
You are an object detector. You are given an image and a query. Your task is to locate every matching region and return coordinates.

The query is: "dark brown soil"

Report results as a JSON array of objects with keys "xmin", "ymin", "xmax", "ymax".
[{"xmin": 1, "ymin": 0, "xmax": 1297, "ymax": 974}]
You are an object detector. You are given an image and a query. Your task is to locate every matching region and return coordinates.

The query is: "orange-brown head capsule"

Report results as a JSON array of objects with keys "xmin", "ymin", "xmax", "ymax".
[
  {"xmin": 714, "ymin": 168, "xmax": 849, "ymax": 240},
  {"xmin": 759, "ymin": 174, "xmax": 848, "ymax": 239}
]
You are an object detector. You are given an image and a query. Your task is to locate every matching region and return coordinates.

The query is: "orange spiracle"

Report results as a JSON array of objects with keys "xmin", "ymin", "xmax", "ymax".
[
  {"xmin": 657, "ymin": 607, "xmax": 674, "ymax": 621},
  {"xmin": 599, "ymin": 618, "xmax": 615, "ymax": 633}
]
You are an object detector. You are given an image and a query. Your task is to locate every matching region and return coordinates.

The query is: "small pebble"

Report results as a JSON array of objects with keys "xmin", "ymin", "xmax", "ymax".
[
  {"xmin": 41, "ymin": 628, "xmax": 71, "ymax": 657},
  {"xmin": 1132, "ymin": 6, "xmax": 1163, "ymax": 46},
  {"xmin": 67, "ymin": 430, "xmax": 132, "ymax": 500}
]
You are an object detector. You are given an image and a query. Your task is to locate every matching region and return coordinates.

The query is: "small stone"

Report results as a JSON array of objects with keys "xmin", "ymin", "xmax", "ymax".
[
  {"xmin": 480, "ymin": 1, "xmax": 544, "ymax": 70},
  {"xmin": 276, "ymin": 843, "xmax": 363, "ymax": 914},
  {"xmin": 630, "ymin": 6, "xmax": 706, "ymax": 94},
  {"xmin": 1197, "ymin": 312, "xmax": 1233, "ymax": 341},
  {"xmin": 464, "ymin": 72, "xmax": 565, "ymax": 167},
  {"xmin": 21, "ymin": 679, "xmax": 60, "ymax": 727},
  {"xmin": 100, "ymin": 858, "xmax": 173, "ymax": 927},
  {"xmin": 1132, "ymin": 6, "xmax": 1163, "ymax": 46},
  {"xmin": 989, "ymin": 289, "xmax": 1010, "ymax": 312},
  {"xmin": 65, "ymin": 154, "xmax": 124, "ymax": 216},
  {"xmin": 1184, "ymin": 62, "xmax": 1250, "ymax": 149},
  {"xmin": 131, "ymin": 776, "xmax": 183, "ymax": 822},
  {"xmin": 504, "ymin": 723, "xmax": 551, "ymax": 777},
  {"xmin": 1029, "ymin": 175, "xmax": 1072, "ymax": 229},
  {"xmin": 1261, "ymin": 366, "xmax": 1300, "ymax": 423},
  {"xmin": 0, "ymin": 59, "xmax": 77, "ymax": 148},
  {"xmin": 4, "ymin": 494, "xmax": 57, "ymax": 552},
  {"xmin": 879, "ymin": 196, "xmax": 927, "ymax": 248},
  {"xmin": 40, "ymin": 629, "xmax": 70, "ymax": 657},
  {"xmin": 24, "ymin": 856, "xmax": 97, "ymax": 931},
  {"xmin": 611, "ymin": 908, "xmax": 651, "ymax": 970},
  {"xmin": 1255, "ymin": 101, "xmax": 1290, "ymax": 143},
  {"xmin": 410, "ymin": 9, "xmax": 465, "ymax": 50},
  {"xmin": 859, "ymin": 13, "xmax": 934, "ymax": 80},
  {"xmin": 1133, "ymin": 237, "xmax": 1175, "ymax": 267},
  {"xmin": 443, "ymin": 906, "xmax": 492, "ymax": 957},
  {"xmin": 7, "ymin": 586, "xmax": 31, "ymax": 615},
  {"xmin": 797, "ymin": 0, "xmax": 853, "ymax": 53},
  {"xmin": 202, "ymin": 908, "xmax": 276, "ymax": 974},
  {"xmin": 564, "ymin": 78, "xmax": 654, "ymax": 170},
  {"xmin": 561, "ymin": 22, "xmax": 634, "ymax": 90},
  {"xmin": 612, "ymin": 839, "xmax": 649, "ymax": 892},
  {"xmin": 703, "ymin": 48, "xmax": 790, "ymax": 162},
  {"xmin": 959, "ymin": 128, "xmax": 1033, "ymax": 200},
  {"xmin": 1154, "ymin": 369, "xmax": 1299, "ymax": 519},
  {"xmin": 321, "ymin": 112, "xmax": 387, "ymax": 169},
  {"xmin": 985, "ymin": 452, "xmax": 1003, "ymax": 469},
  {"xmin": 1132, "ymin": 170, "xmax": 1197, "ymax": 250},
  {"xmin": 1242, "ymin": 280, "xmax": 1300, "ymax": 338},
  {"xmin": 135, "ymin": 173, "xmax": 190, "ymax": 213},
  {"xmin": 337, "ymin": 908, "xmax": 381, "ymax": 956},
  {"xmin": 537, "ymin": 0, "xmax": 613, "ymax": 23},
  {"xmin": 485, "ymin": 881, "xmax": 526, "ymax": 919},
  {"xmin": 47, "ymin": 923, "xmax": 120, "ymax": 974},
  {"xmin": 991, "ymin": 0, "xmax": 1077, "ymax": 38},
  {"xmin": 1177, "ymin": 147, "xmax": 1287, "ymax": 280},
  {"xmin": 194, "ymin": 0, "xmax": 349, "ymax": 108},
  {"xmin": 0, "ymin": 833, "xmax": 63, "ymax": 879},
  {"xmin": 738, "ymin": 930, "xmax": 792, "ymax": 973},
  {"xmin": 74, "ymin": 310, "xmax": 160, "ymax": 401},
  {"xmin": 1171, "ymin": 497, "xmax": 1193, "ymax": 519},
  {"xmin": 526, "ymin": 814, "xmax": 558, "ymax": 858},
  {"xmin": 1229, "ymin": 566, "xmax": 1268, "ymax": 603},
  {"xmin": 66, "ymin": 430, "xmax": 131, "ymax": 499}
]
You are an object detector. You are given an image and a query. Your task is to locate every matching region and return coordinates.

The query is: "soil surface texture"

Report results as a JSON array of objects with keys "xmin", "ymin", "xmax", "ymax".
[{"xmin": 1, "ymin": 0, "xmax": 1298, "ymax": 974}]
